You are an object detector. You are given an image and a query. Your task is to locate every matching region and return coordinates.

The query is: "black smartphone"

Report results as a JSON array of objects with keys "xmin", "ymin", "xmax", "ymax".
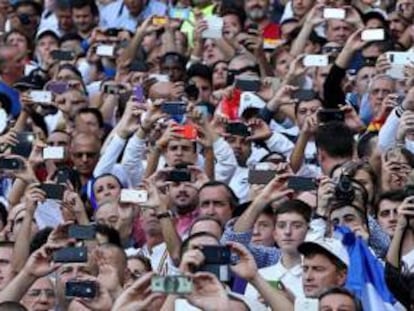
[
  {"xmin": 55, "ymin": 168, "xmax": 69, "ymax": 184},
  {"xmin": 11, "ymin": 132, "xmax": 35, "ymax": 157},
  {"xmin": 235, "ymin": 78, "xmax": 261, "ymax": 92},
  {"xmin": 53, "ymin": 246, "xmax": 88, "ymax": 263},
  {"xmin": 105, "ymin": 28, "xmax": 120, "ymax": 37},
  {"xmin": 167, "ymin": 169, "xmax": 191, "ymax": 182},
  {"xmin": 51, "ymin": 50, "xmax": 75, "ymax": 61},
  {"xmin": 248, "ymin": 170, "xmax": 277, "ymax": 184},
  {"xmin": 293, "ymin": 89, "xmax": 317, "ymax": 101},
  {"xmin": 317, "ymin": 109, "xmax": 345, "ymax": 123},
  {"xmin": 38, "ymin": 184, "xmax": 65, "ymax": 200},
  {"xmin": 287, "ymin": 176, "xmax": 317, "ymax": 191},
  {"xmin": 225, "ymin": 122, "xmax": 250, "ymax": 137},
  {"xmin": 103, "ymin": 84, "xmax": 120, "ymax": 95},
  {"xmin": 198, "ymin": 263, "xmax": 230, "ymax": 282},
  {"xmin": 185, "ymin": 84, "xmax": 199, "ymax": 100},
  {"xmin": 161, "ymin": 102, "xmax": 187, "ymax": 115},
  {"xmin": 201, "ymin": 245, "xmax": 231, "ymax": 265},
  {"xmin": 68, "ymin": 225, "xmax": 96, "ymax": 240},
  {"xmin": 0, "ymin": 158, "xmax": 24, "ymax": 170},
  {"xmin": 65, "ymin": 280, "xmax": 97, "ymax": 298}
]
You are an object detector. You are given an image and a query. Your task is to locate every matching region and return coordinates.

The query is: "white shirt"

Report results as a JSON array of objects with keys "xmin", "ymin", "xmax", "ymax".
[
  {"xmin": 403, "ymin": 248, "xmax": 414, "ymax": 272},
  {"xmin": 244, "ymin": 261, "xmax": 303, "ymax": 311}
]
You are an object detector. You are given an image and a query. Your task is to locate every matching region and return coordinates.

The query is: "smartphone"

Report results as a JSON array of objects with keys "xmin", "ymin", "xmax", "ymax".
[
  {"xmin": 103, "ymin": 84, "xmax": 120, "ymax": 95},
  {"xmin": 167, "ymin": 169, "xmax": 191, "ymax": 182},
  {"xmin": 248, "ymin": 170, "xmax": 277, "ymax": 184},
  {"xmin": 96, "ymin": 45, "xmax": 115, "ymax": 57},
  {"xmin": 323, "ymin": 8, "xmax": 346, "ymax": 19},
  {"xmin": 361, "ymin": 29, "xmax": 385, "ymax": 41},
  {"xmin": 38, "ymin": 184, "xmax": 65, "ymax": 200},
  {"xmin": 198, "ymin": 263, "xmax": 230, "ymax": 282},
  {"xmin": 202, "ymin": 15, "xmax": 223, "ymax": 39},
  {"xmin": 65, "ymin": 280, "xmax": 97, "ymax": 298},
  {"xmin": 105, "ymin": 28, "xmax": 120, "ymax": 37},
  {"xmin": 169, "ymin": 7, "xmax": 190, "ymax": 20},
  {"xmin": 153, "ymin": 16, "xmax": 167, "ymax": 26},
  {"xmin": 387, "ymin": 52, "xmax": 414, "ymax": 64},
  {"xmin": 149, "ymin": 74, "xmax": 170, "ymax": 82},
  {"xmin": 293, "ymin": 89, "xmax": 317, "ymax": 101},
  {"xmin": 55, "ymin": 168, "xmax": 70, "ymax": 184},
  {"xmin": 133, "ymin": 85, "xmax": 145, "ymax": 102},
  {"xmin": 195, "ymin": 104, "xmax": 210, "ymax": 118},
  {"xmin": 225, "ymin": 122, "xmax": 250, "ymax": 137},
  {"xmin": 287, "ymin": 176, "xmax": 317, "ymax": 191},
  {"xmin": 51, "ymin": 50, "xmax": 75, "ymax": 61},
  {"xmin": 43, "ymin": 146, "xmax": 65, "ymax": 160},
  {"xmin": 235, "ymin": 77, "xmax": 261, "ymax": 92},
  {"xmin": 161, "ymin": 102, "xmax": 187, "ymax": 115},
  {"xmin": 0, "ymin": 158, "xmax": 24, "ymax": 170},
  {"xmin": 29, "ymin": 91, "xmax": 52, "ymax": 104},
  {"xmin": 202, "ymin": 245, "xmax": 231, "ymax": 265},
  {"xmin": 176, "ymin": 125, "xmax": 197, "ymax": 140},
  {"xmin": 68, "ymin": 225, "xmax": 96, "ymax": 240},
  {"xmin": 303, "ymin": 55, "xmax": 329, "ymax": 67},
  {"xmin": 120, "ymin": 189, "xmax": 149, "ymax": 204},
  {"xmin": 53, "ymin": 247, "xmax": 88, "ymax": 263},
  {"xmin": 317, "ymin": 109, "xmax": 345, "ymax": 123},
  {"xmin": 294, "ymin": 298, "xmax": 319, "ymax": 311},
  {"xmin": 46, "ymin": 81, "xmax": 69, "ymax": 95},
  {"xmin": 11, "ymin": 132, "xmax": 35, "ymax": 157},
  {"xmin": 151, "ymin": 275, "xmax": 193, "ymax": 294}
]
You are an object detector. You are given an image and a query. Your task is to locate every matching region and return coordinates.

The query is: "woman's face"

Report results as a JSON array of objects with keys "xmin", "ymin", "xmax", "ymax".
[
  {"xmin": 56, "ymin": 68, "xmax": 80, "ymax": 82},
  {"xmin": 6, "ymin": 32, "xmax": 28, "ymax": 54},
  {"xmin": 203, "ymin": 39, "xmax": 225, "ymax": 66},
  {"xmin": 94, "ymin": 175, "xmax": 122, "ymax": 202},
  {"xmin": 212, "ymin": 62, "xmax": 228, "ymax": 90},
  {"xmin": 274, "ymin": 50, "xmax": 293, "ymax": 77}
]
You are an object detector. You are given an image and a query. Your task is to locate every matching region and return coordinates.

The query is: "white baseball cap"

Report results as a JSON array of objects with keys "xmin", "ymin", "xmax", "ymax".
[{"xmin": 298, "ymin": 237, "xmax": 350, "ymax": 268}]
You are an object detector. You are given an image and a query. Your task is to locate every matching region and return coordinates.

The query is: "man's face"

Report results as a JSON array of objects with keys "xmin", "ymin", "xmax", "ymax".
[
  {"xmin": 223, "ymin": 14, "xmax": 242, "ymax": 39},
  {"xmin": 56, "ymin": 9, "xmax": 73, "ymax": 32},
  {"xmin": 377, "ymin": 199, "xmax": 400, "ymax": 237},
  {"xmin": 330, "ymin": 206, "xmax": 366, "ymax": 231},
  {"xmin": 274, "ymin": 50, "xmax": 293, "ymax": 77},
  {"xmin": 164, "ymin": 139, "xmax": 197, "ymax": 167},
  {"xmin": 15, "ymin": 4, "xmax": 40, "ymax": 34},
  {"xmin": 398, "ymin": 0, "xmax": 414, "ymax": 21},
  {"xmin": 326, "ymin": 20, "xmax": 353, "ymax": 46},
  {"xmin": 292, "ymin": 0, "xmax": 315, "ymax": 19},
  {"xmin": 355, "ymin": 66, "xmax": 376, "ymax": 95},
  {"xmin": 75, "ymin": 112, "xmax": 101, "ymax": 136},
  {"xmin": 72, "ymin": 6, "xmax": 94, "ymax": 33},
  {"xmin": 21, "ymin": 277, "xmax": 56, "ymax": 311},
  {"xmin": 0, "ymin": 46, "xmax": 25, "ymax": 79},
  {"xmin": 0, "ymin": 246, "xmax": 14, "ymax": 290},
  {"xmin": 225, "ymin": 135, "xmax": 252, "ymax": 167},
  {"xmin": 160, "ymin": 57, "xmax": 185, "ymax": 82},
  {"xmin": 389, "ymin": 12, "xmax": 407, "ymax": 40},
  {"xmin": 296, "ymin": 99, "xmax": 321, "ymax": 129},
  {"xmin": 302, "ymin": 254, "xmax": 346, "ymax": 297},
  {"xmin": 368, "ymin": 78, "xmax": 394, "ymax": 118},
  {"xmin": 199, "ymin": 186, "xmax": 233, "ymax": 225},
  {"xmin": 5, "ymin": 32, "xmax": 27, "ymax": 54},
  {"xmin": 190, "ymin": 76, "xmax": 212, "ymax": 103},
  {"xmin": 70, "ymin": 136, "xmax": 100, "ymax": 176},
  {"xmin": 95, "ymin": 201, "xmax": 119, "ymax": 227},
  {"xmin": 140, "ymin": 207, "xmax": 162, "ymax": 236},
  {"xmin": 252, "ymin": 213, "xmax": 275, "ymax": 246},
  {"xmin": 36, "ymin": 35, "xmax": 59, "ymax": 64},
  {"xmin": 168, "ymin": 182, "xmax": 198, "ymax": 213},
  {"xmin": 55, "ymin": 90, "xmax": 88, "ymax": 119},
  {"xmin": 274, "ymin": 212, "xmax": 308, "ymax": 253},
  {"xmin": 123, "ymin": 0, "xmax": 144, "ymax": 16},
  {"xmin": 245, "ymin": 0, "xmax": 268, "ymax": 21},
  {"xmin": 320, "ymin": 293, "xmax": 356, "ymax": 311}
]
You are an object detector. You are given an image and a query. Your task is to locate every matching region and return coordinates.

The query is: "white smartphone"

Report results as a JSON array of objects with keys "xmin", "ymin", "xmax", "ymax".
[
  {"xmin": 303, "ymin": 54, "xmax": 329, "ymax": 67},
  {"xmin": 96, "ymin": 45, "xmax": 115, "ymax": 57},
  {"xmin": 24, "ymin": 64, "xmax": 37, "ymax": 76},
  {"xmin": 361, "ymin": 28, "xmax": 385, "ymax": 41},
  {"xmin": 29, "ymin": 91, "xmax": 52, "ymax": 104},
  {"xmin": 148, "ymin": 74, "xmax": 170, "ymax": 82},
  {"xmin": 120, "ymin": 189, "xmax": 148, "ymax": 204},
  {"xmin": 202, "ymin": 15, "xmax": 223, "ymax": 39},
  {"xmin": 43, "ymin": 146, "xmax": 65, "ymax": 160},
  {"xmin": 386, "ymin": 51, "xmax": 414, "ymax": 64},
  {"xmin": 323, "ymin": 8, "xmax": 346, "ymax": 19},
  {"xmin": 294, "ymin": 298, "xmax": 319, "ymax": 311}
]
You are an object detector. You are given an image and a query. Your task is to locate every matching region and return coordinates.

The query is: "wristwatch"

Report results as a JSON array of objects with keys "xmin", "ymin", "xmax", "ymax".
[{"xmin": 156, "ymin": 210, "xmax": 174, "ymax": 220}]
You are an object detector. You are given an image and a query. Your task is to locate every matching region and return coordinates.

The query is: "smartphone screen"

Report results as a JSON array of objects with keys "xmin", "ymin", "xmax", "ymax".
[{"xmin": 287, "ymin": 176, "xmax": 317, "ymax": 191}]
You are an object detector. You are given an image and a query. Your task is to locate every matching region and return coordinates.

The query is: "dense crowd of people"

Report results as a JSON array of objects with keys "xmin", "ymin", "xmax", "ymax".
[{"xmin": 1, "ymin": 0, "xmax": 414, "ymax": 310}]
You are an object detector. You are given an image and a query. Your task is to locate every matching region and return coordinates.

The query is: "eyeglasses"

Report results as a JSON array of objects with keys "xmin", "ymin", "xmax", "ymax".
[
  {"xmin": 27, "ymin": 289, "xmax": 55, "ymax": 298},
  {"xmin": 73, "ymin": 152, "xmax": 98, "ymax": 159}
]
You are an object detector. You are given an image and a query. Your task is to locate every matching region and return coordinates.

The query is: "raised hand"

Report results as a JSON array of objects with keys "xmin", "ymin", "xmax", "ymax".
[
  {"xmin": 316, "ymin": 176, "xmax": 335, "ymax": 217},
  {"xmin": 227, "ymin": 242, "xmax": 258, "ymax": 281},
  {"xmin": 267, "ymin": 84, "xmax": 298, "ymax": 112},
  {"xmin": 397, "ymin": 111, "xmax": 414, "ymax": 142},
  {"xmin": 247, "ymin": 118, "xmax": 272, "ymax": 142},
  {"xmin": 23, "ymin": 245, "xmax": 62, "ymax": 278}
]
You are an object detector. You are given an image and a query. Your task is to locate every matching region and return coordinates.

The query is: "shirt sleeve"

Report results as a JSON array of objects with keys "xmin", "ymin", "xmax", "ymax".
[
  {"xmin": 213, "ymin": 137, "xmax": 238, "ymax": 184},
  {"xmin": 121, "ymin": 135, "xmax": 147, "ymax": 187},
  {"xmin": 265, "ymin": 132, "xmax": 294, "ymax": 158},
  {"xmin": 93, "ymin": 134, "xmax": 126, "ymax": 178},
  {"xmin": 378, "ymin": 109, "xmax": 400, "ymax": 152}
]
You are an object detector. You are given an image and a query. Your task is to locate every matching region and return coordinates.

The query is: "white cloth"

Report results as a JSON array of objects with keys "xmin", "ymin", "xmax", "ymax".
[
  {"xmin": 403, "ymin": 248, "xmax": 414, "ymax": 272},
  {"xmin": 34, "ymin": 199, "xmax": 64, "ymax": 229},
  {"xmin": 244, "ymin": 261, "xmax": 304, "ymax": 311}
]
